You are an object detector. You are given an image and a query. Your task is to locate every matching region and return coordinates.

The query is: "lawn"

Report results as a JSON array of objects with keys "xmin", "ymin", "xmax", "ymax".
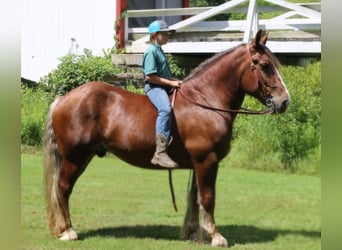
[{"xmin": 21, "ymin": 153, "xmax": 320, "ymax": 249}]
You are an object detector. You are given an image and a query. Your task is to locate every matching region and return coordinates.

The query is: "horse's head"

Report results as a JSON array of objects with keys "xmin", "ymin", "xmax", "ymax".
[{"xmin": 242, "ymin": 30, "xmax": 290, "ymax": 114}]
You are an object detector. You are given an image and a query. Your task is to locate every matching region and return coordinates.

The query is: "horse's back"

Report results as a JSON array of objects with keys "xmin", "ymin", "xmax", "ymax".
[{"xmin": 52, "ymin": 82, "xmax": 157, "ymax": 154}]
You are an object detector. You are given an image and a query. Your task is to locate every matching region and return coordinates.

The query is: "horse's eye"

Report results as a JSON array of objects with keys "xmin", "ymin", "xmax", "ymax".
[
  {"xmin": 252, "ymin": 59, "xmax": 259, "ymax": 65},
  {"xmin": 260, "ymin": 63, "xmax": 270, "ymax": 71},
  {"xmin": 260, "ymin": 63, "xmax": 267, "ymax": 68}
]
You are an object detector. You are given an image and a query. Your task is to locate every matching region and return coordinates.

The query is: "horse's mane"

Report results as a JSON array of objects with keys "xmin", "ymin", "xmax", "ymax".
[
  {"xmin": 183, "ymin": 44, "xmax": 245, "ymax": 82},
  {"xmin": 183, "ymin": 43, "xmax": 280, "ymax": 82}
]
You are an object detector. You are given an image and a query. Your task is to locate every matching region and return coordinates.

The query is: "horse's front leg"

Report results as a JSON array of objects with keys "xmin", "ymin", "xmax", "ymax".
[{"xmin": 195, "ymin": 155, "xmax": 228, "ymax": 247}]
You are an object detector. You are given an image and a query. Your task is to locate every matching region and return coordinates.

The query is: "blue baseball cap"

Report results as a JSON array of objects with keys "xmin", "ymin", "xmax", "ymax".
[{"xmin": 148, "ymin": 20, "xmax": 176, "ymax": 34}]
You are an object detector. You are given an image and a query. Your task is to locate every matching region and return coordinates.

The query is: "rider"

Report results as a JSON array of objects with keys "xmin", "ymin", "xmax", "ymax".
[{"xmin": 142, "ymin": 20, "xmax": 182, "ymax": 169}]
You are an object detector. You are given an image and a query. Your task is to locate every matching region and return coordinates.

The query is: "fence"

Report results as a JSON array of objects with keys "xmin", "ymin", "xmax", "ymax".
[{"xmin": 123, "ymin": 0, "xmax": 321, "ymax": 54}]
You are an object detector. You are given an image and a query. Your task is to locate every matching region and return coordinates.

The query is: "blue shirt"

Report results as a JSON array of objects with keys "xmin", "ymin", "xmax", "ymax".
[{"xmin": 142, "ymin": 44, "xmax": 172, "ymax": 92}]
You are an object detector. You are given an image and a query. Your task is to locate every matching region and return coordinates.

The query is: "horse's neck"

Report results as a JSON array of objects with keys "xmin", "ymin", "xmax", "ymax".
[{"xmin": 184, "ymin": 47, "xmax": 248, "ymax": 109}]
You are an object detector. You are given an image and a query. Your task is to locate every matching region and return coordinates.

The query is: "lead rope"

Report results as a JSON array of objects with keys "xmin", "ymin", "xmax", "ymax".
[
  {"xmin": 169, "ymin": 88, "xmax": 179, "ymax": 212},
  {"xmin": 168, "ymin": 169, "xmax": 177, "ymax": 212}
]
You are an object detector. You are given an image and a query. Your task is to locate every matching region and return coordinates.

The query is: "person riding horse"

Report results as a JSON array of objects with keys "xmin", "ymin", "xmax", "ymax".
[
  {"xmin": 142, "ymin": 20, "xmax": 182, "ymax": 169},
  {"xmin": 43, "ymin": 30, "xmax": 290, "ymax": 246}
]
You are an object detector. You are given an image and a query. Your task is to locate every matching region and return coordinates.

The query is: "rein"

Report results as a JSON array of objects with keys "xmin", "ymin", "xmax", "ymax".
[
  {"xmin": 171, "ymin": 43, "xmax": 274, "ymax": 115},
  {"xmin": 168, "ymin": 94, "xmax": 178, "ymax": 213},
  {"xmin": 177, "ymin": 88, "xmax": 271, "ymax": 115}
]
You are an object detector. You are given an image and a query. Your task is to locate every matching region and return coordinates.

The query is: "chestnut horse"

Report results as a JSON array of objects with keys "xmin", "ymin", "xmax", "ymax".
[{"xmin": 44, "ymin": 30, "xmax": 290, "ymax": 247}]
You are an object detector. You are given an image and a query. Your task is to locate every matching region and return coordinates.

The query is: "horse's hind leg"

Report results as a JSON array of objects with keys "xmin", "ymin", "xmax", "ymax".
[
  {"xmin": 57, "ymin": 153, "xmax": 95, "ymax": 241},
  {"xmin": 55, "ymin": 160, "xmax": 79, "ymax": 240},
  {"xmin": 180, "ymin": 172, "xmax": 199, "ymax": 240},
  {"xmin": 45, "ymin": 148, "xmax": 93, "ymax": 240}
]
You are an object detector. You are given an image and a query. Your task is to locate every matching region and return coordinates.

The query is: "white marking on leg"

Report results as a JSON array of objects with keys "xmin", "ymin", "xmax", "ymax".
[
  {"xmin": 59, "ymin": 228, "xmax": 78, "ymax": 241},
  {"xmin": 199, "ymin": 204, "xmax": 228, "ymax": 247}
]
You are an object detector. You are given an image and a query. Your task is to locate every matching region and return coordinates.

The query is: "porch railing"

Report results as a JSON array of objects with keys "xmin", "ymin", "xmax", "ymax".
[{"xmin": 123, "ymin": 0, "xmax": 321, "ymax": 53}]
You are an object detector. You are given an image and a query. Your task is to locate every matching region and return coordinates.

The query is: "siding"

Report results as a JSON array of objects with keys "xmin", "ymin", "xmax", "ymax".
[{"xmin": 21, "ymin": 0, "xmax": 116, "ymax": 81}]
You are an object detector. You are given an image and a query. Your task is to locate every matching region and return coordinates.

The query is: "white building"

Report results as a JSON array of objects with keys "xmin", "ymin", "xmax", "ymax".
[
  {"xmin": 21, "ymin": 0, "xmax": 117, "ymax": 82},
  {"xmin": 21, "ymin": 0, "xmax": 185, "ymax": 82}
]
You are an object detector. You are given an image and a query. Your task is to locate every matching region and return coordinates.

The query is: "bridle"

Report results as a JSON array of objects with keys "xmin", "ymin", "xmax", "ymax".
[
  {"xmin": 171, "ymin": 43, "xmax": 274, "ymax": 115},
  {"xmin": 246, "ymin": 43, "xmax": 275, "ymax": 114}
]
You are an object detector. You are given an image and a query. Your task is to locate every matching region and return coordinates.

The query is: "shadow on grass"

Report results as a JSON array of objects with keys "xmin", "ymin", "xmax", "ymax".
[{"xmin": 78, "ymin": 224, "xmax": 320, "ymax": 246}]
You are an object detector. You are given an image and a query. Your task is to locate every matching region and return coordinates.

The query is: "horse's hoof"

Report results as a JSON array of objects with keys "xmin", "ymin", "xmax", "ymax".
[
  {"xmin": 59, "ymin": 228, "xmax": 78, "ymax": 241},
  {"xmin": 211, "ymin": 233, "xmax": 228, "ymax": 247}
]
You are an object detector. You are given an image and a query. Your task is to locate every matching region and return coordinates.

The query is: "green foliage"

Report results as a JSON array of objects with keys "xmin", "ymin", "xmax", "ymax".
[
  {"xmin": 276, "ymin": 62, "xmax": 321, "ymax": 170},
  {"xmin": 114, "ymin": 10, "xmax": 127, "ymax": 53},
  {"xmin": 190, "ymin": 0, "xmax": 230, "ymax": 20},
  {"xmin": 39, "ymin": 49, "xmax": 120, "ymax": 96},
  {"xmin": 229, "ymin": 62, "xmax": 321, "ymax": 174},
  {"xmin": 21, "ymin": 86, "xmax": 54, "ymax": 146},
  {"xmin": 167, "ymin": 56, "xmax": 186, "ymax": 79},
  {"xmin": 125, "ymin": 82, "xmax": 144, "ymax": 94},
  {"xmin": 229, "ymin": 0, "xmax": 279, "ymax": 20},
  {"xmin": 190, "ymin": 0, "xmax": 225, "ymax": 7},
  {"xmin": 22, "ymin": 49, "xmax": 122, "ymax": 146}
]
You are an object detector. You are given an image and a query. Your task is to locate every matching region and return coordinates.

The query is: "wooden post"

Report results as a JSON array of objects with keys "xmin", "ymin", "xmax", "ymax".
[
  {"xmin": 182, "ymin": 0, "xmax": 190, "ymax": 19},
  {"xmin": 116, "ymin": 0, "xmax": 127, "ymax": 49}
]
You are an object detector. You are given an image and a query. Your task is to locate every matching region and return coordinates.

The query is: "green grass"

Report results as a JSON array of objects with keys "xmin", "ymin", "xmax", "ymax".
[{"xmin": 21, "ymin": 153, "xmax": 320, "ymax": 249}]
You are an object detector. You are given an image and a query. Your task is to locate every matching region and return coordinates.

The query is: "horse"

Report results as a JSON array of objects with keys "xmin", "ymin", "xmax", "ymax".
[{"xmin": 43, "ymin": 30, "xmax": 290, "ymax": 247}]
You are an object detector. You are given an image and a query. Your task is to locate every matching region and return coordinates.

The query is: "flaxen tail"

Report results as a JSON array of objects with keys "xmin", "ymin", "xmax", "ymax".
[{"xmin": 43, "ymin": 97, "xmax": 65, "ymax": 236}]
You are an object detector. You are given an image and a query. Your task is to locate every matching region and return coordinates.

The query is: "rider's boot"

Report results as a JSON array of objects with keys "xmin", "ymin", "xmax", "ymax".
[{"xmin": 151, "ymin": 134, "xmax": 179, "ymax": 168}]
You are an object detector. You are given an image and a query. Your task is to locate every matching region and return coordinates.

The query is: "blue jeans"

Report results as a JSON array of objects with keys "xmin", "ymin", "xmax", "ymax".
[{"xmin": 145, "ymin": 83, "xmax": 172, "ymax": 141}]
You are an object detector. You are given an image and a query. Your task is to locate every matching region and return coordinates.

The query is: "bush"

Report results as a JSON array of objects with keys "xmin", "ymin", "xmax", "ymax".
[
  {"xmin": 39, "ymin": 49, "xmax": 121, "ymax": 96},
  {"xmin": 23, "ymin": 49, "xmax": 122, "ymax": 147},
  {"xmin": 39, "ymin": 48, "xmax": 184, "ymax": 96},
  {"xmin": 275, "ymin": 62, "xmax": 321, "ymax": 170},
  {"xmin": 21, "ymin": 86, "xmax": 54, "ymax": 146},
  {"xmin": 167, "ymin": 56, "xmax": 186, "ymax": 79},
  {"xmin": 227, "ymin": 62, "xmax": 321, "ymax": 174}
]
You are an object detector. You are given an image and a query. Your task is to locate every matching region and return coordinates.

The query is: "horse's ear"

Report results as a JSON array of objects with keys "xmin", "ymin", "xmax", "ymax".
[
  {"xmin": 253, "ymin": 29, "xmax": 263, "ymax": 46},
  {"xmin": 260, "ymin": 31, "xmax": 269, "ymax": 45},
  {"xmin": 252, "ymin": 29, "xmax": 268, "ymax": 46}
]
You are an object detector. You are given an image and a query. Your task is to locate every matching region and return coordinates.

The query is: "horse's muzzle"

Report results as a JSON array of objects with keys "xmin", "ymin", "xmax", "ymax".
[
  {"xmin": 268, "ymin": 96, "xmax": 290, "ymax": 114},
  {"xmin": 279, "ymin": 99, "xmax": 290, "ymax": 113},
  {"xmin": 274, "ymin": 98, "xmax": 290, "ymax": 114}
]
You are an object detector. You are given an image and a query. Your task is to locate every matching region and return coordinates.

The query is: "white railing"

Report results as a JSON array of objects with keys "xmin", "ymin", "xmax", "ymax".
[{"xmin": 124, "ymin": 0, "xmax": 321, "ymax": 53}]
